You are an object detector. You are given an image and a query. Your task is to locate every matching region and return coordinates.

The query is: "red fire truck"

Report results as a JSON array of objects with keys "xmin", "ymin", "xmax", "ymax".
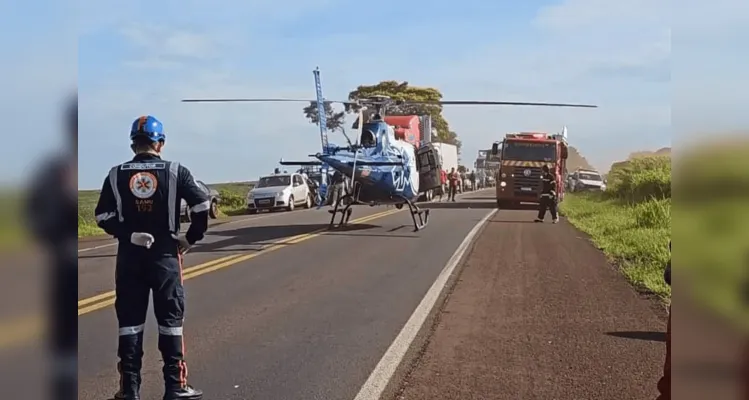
[{"xmin": 490, "ymin": 131, "xmax": 569, "ymax": 209}]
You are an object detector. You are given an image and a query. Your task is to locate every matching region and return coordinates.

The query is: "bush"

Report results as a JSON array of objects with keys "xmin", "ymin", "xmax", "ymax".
[
  {"xmin": 219, "ymin": 188, "xmax": 245, "ymax": 209},
  {"xmin": 606, "ymin": 156, "xmax": 671, "ymax": 202}
]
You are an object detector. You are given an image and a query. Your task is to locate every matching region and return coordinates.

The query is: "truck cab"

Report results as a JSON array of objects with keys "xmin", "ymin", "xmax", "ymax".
[{"xmin": 491, "ymin": 132, "xmax": 568, "ymax": 209}]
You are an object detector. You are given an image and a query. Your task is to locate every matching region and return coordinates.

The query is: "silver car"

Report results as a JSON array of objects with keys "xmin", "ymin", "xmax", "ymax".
[{"xmin": 180, "ymin": 180, "xmax": 221, "ymax": 221}]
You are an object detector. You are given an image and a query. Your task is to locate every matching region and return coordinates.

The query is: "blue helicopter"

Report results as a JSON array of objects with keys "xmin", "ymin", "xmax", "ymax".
[{"xmin": 181, "ymin": 68, "xmax": 597, "ymax": 231}]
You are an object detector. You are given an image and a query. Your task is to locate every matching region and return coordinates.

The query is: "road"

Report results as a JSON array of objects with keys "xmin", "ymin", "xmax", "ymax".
[
  {"xmin": 78, "ymin": 190, "xmax": 495, "ymax": 400},
  {"xmin": 394, "ymin": 195, "xmax": 670, "ymax": 400}
]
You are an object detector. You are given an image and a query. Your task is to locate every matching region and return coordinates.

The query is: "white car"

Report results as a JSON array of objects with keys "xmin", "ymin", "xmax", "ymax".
[
  {"xmin": 570, "ymin": 169, "xmax": 606, "ymax": 192},
  {"xmin": 246, "ymin": 172, "xmax": 312, "ymax": 213}
]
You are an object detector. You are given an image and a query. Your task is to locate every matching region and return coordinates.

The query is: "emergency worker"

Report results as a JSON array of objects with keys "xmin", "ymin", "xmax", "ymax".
[
  {"xmin": 94, "ymin": 115, "xmax": 209, "ymax": 400},
  {"xmin": 535, "ymin": 164, "xmax": 559, "ymax": 223},
  {"xmin": 448, "ymin": 167, "xmax": 459, "ymax": 201}
]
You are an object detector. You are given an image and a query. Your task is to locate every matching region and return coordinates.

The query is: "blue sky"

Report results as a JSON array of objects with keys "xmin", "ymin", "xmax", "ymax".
[{"xmin": 58, "ymin": 0, "xmax": 734, "ymax": 187}]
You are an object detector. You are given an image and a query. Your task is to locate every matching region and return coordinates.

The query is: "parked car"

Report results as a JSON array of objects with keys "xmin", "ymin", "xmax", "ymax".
[
  {"xmin": 181, "ymin": 180, "xmax": 221, "ymax": 221},
  {"xmin": 568, "ymin": 169, "xmax": 606, "ymax": 192},
  {"xmin": 246, "ymin": 172, "xmax": 312, "ymax": 213}
]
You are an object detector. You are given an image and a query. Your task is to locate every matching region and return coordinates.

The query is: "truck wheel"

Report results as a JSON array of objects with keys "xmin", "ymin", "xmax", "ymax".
[{"xmin": 209, "ymin": 200, "xmax": 219, "ymax": 219}]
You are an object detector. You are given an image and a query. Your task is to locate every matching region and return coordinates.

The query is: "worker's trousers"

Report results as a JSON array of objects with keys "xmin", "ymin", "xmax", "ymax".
[
  {"xmin": 537, "ymin": 195, "xmax": 558, "ymax": 220},
  {"xmin": 115, "ymin": 246, "xmax": 189, "ymax": 395}
]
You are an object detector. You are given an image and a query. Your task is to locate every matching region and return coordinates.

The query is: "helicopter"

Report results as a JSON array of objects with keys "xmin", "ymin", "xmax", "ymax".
[{"xmin": 181, "ymin": 68, "xmax": 597, "ymax": 231}]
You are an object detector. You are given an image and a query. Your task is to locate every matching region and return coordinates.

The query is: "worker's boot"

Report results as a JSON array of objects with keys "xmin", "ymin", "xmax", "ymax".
[
  {"xmin": 115, "ymin": 332, "xmax": 144, "ymax": 400},
  {"xmin": 114, "ymin": 361, "xmax": 142, "ymax": 400},
  {"xmin": 164, "ymin": 385, "xmax": 203, "ymax": 400}
]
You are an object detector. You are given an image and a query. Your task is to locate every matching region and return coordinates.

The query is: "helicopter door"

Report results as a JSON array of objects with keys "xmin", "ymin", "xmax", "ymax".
[{"xmin": 416, "ymin": 144, "xmax": 441, "ymax": 192}]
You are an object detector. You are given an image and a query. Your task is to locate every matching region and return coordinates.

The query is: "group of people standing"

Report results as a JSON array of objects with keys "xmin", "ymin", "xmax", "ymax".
[{"xmin": 438, "ymin": 167, "xmax": 478, "ymax": 201}]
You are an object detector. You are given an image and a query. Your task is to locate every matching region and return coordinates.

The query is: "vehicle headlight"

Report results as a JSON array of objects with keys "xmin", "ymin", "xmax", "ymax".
[
  {"xmin": 276, "ymin": 191, "xmax": 286, "ymax": 198},
  {"xmin": 501, "ymin": 172, "xmax": 507, "ymax": 178},
  {"xmin": 500, "ymin": 181, "xmax": 507, "ymax": 187},
  {"xmin": 247, "ymin": 192, "xmax": 254, "ymax": 199}
]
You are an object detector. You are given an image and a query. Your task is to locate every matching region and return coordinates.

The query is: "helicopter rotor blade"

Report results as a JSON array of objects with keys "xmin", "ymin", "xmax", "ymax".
[
  {"xmin": 402, "ymin": 100, "xmax": 598, "ymax": 108},
  {"xmin": 181, "ymin": 98, "xmax": 356, "ymax": 104}
]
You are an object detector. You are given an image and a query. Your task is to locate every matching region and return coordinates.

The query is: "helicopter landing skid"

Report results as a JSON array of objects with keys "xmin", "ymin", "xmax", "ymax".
[
  {"xmin": 395, "ymin": 196, "xmax": 430, "ymax": 231},
  {"xmin": 328, "ymin": 194, "xmax": 355, "ymax": 229}
]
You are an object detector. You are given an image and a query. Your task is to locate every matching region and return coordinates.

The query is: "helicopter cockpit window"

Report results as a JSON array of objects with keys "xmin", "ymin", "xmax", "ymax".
[{"xmin": 360, "ymin": 127, "xmax": 376, "ymax": 147}]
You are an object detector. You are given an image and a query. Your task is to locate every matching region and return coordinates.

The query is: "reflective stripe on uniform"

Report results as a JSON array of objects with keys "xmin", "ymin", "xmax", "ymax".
[
  {"xmin": 118, "ymin": 324, "xmax": 145, "ymax": 336},
  {"xmin": 109, "ymin": 166, "xmax": 124, "ymax": 222},
  {"xmin": 158, "ymin": 325, "xmax": 183, "ymax": 336},
  {"xmin": 190, "ymin": 200, "xmax": 210, "ymax": 213},
  {"xmin": 168, "ymin": 162, "xmax": 179, "ymax": 233},
  {"xmin": 96, "ymin": 211, "xmax": 116, "ymax": 223}
]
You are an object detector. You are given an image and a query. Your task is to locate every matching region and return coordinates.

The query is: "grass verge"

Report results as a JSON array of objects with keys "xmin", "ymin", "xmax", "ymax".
[
  {"xmin": 560, "ymin": 155, "xmax": 672, "ymax": 302},
  {"xmin": 561, "ymin": 192, "xmax": 671, "ymax": 299}
]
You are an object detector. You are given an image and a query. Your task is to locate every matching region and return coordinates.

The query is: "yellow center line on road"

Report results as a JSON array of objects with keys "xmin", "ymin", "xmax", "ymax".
[{"xmin": 78, "ymin": 208, "xmax": 403, "ymax": 316}]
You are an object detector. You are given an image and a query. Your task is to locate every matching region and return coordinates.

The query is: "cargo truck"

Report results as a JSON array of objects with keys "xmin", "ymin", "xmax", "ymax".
[{"xmin": 490, "ymin": 131, "xmax": 568, "ymax": 210}]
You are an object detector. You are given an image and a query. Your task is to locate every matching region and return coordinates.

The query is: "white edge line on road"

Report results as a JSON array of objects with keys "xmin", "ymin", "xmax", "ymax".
[{"xmin": 353, "ymin": 207, "xmax": 498, "ymax": 400}]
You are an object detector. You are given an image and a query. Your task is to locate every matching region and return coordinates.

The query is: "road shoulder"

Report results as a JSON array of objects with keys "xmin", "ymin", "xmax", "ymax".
[{"xmin": 392, "ymin": 211, "xmax": 668, "ymax": 400}]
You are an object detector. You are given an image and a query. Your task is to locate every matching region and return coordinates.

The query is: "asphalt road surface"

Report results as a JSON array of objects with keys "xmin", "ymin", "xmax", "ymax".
[
  {"xmin": 78, "ymin": 190, "xmax": 494, "ymax": 400},
  {"xmin": 395, "ymin": 199, "xmax": 670, "ymax": 400}
]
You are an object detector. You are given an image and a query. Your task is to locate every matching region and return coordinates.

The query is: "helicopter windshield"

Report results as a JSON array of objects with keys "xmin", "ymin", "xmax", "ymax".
[
  {"xmin": 256, "ymin": 175, "xmax": 291, "ymax": 188},
  {"xmin": 360, "ymin": 123, "xmax": 378, "ymax": 147},
  {"xmin": 502, "ymin": 140, "xmax": 556, "ymax": 162}
]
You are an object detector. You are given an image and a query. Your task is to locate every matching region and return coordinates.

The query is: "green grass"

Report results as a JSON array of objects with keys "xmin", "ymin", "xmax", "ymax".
[
  {"xmin": 561, "ymin": 193, "xmax": 671, "ymax": 298},
  {"xmin": 560, "ymin": 156, "xmax": 672, "ymax": 301},
  {"xmin": 561, "ymin": 145, "xmax": 749, "ymax": 332},
  {"xmin": 78, "ymin": 181, "xmax": 254, "ymax": 238}
]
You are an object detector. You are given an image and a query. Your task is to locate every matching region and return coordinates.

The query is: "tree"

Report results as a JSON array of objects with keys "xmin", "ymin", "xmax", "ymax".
[
  {"xmin": 302, "ymin": 101, "xmax": 347, "ymax": 134},
  {"xmin": 344, "ymin": 81, "xmax": 462, "ymax": 151}
]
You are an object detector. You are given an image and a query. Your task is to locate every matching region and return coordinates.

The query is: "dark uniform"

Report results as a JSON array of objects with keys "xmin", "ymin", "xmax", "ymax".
[
  {"xmin": 94, "ymin": 115, "xmax": 208, "ymax": 400},
  {"xmin": 535, "ymin": 165, "xmax": 559, "ymax": 223}
]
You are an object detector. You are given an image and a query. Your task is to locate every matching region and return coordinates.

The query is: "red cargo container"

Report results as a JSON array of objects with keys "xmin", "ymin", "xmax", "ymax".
[{"xmin": 383, "ymin": 115, "xmax": 421, "ymax": 147}]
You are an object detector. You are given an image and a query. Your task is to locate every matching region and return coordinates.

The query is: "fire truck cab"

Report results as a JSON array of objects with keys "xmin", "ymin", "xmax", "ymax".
[{"xmin": 490, "ymin": 131, "xmax": 568, "ymax": 209}]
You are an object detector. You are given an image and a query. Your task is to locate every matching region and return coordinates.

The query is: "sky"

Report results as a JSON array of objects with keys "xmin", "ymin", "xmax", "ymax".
[{"xmin": 7, "ymin": 0, "xmax": 746, "ymax": 188}]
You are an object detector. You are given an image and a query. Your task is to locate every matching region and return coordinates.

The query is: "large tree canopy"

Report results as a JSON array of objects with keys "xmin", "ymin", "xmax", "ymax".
[
  {"xmin": 300, "ymin": 81, "xmax": 462, "ymax": 151},
  {"xmin": 345, "ymin": 81, "xmax": 461, "ymax": 151}
]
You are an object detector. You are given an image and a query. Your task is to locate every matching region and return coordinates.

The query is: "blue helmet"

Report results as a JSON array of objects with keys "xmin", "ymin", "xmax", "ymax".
[{"xmin": 130, "ymin": 115, "xmax": 165, "ymax": 142}]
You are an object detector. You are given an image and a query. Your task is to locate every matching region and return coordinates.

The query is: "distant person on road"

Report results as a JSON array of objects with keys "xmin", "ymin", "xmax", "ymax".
[
  {"xmin": 448, "ymin": 167, "xmax": 459, "ymax": 202},
  {"xmin": 534, "ymin": 164, "xmax": 559, "ymax": 223},
  {"xmin": 656, "ymin": 241, "xmax": 671, "ymax": 400},
  {"xmin": 469, "ymin": 170, "xmax": 476, "ymax": 191},
  {"xmin": 94, "ymin": 115, "xmax": 208, "ymax": 400},
  {"xmin": 439, "ymin": 169, "xmax": 447, "ymax": 201}
]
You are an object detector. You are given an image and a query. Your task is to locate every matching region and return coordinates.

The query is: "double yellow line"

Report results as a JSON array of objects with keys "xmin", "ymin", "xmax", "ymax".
[{"xmin": 78, "ymin": 208, "xmax": 402, "ymax": 316}]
